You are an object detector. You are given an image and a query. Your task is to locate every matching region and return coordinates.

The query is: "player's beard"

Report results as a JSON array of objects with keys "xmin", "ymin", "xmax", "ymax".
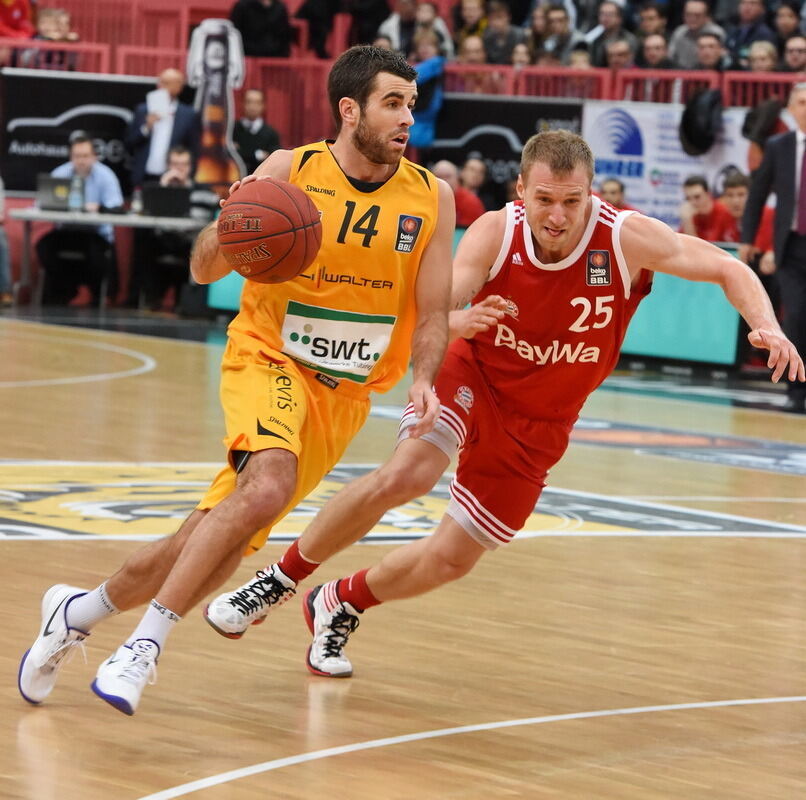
[{"xmin": 353, "ymin": 116, "xmax": 399, "ymax": 165}]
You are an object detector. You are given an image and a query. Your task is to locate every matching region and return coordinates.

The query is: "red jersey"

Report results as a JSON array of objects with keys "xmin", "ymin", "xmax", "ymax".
[
  {"xmin": 455, "ymin": 196, "xmax": 651, "ymax": 422},
  {"xmin": 691, "ymin": 200, "xmax": 738, "ymax": 242}
]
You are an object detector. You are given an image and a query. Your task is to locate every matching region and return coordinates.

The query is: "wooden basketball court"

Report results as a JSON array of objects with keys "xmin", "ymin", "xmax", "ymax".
[{"xmin": 2, "ymin": 315, "xmax": 805, "ymax": 799}]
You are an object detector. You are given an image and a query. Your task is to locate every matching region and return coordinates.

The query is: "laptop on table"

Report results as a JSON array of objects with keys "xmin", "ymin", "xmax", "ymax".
[
  {"xmin": 36, "ymin": 174, "xmax": 82, "ymax": 211},
  {"xmin": 141, "ymin": 184, "xmax": 192, "ymax": 218}
]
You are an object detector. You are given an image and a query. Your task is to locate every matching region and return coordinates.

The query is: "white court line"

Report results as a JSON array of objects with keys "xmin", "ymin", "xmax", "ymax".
[
  {"xmin": 0, "ymin": 331, "xmax": 156, "ymax": 387},
  {"xmin": 137, "ymin": 695, "xmax": 806, "ymax": 800},
  {"xmin": 628, "ymin": 496, "xmax": 806, "ymax": 503}
]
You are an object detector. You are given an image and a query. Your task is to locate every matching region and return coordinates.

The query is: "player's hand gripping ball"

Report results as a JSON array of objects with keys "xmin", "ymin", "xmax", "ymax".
[{"xmin": 217, "ymin": 177, "xmax": 323, "ymax": 283}]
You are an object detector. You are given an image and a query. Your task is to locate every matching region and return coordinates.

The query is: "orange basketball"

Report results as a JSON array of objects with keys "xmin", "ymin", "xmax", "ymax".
[{"xmin": 217, "ymin": 177, "xmax": 322, "ymax": 283}]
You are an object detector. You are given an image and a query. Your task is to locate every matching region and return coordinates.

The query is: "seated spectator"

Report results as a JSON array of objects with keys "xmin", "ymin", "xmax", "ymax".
[
  {"xmin": 782, "ymin": 35, "xmax": 806, "ymax": 73},
  {"xmin": 511, "ymin": 41, "xmax": 533, "ymax": 69},
  {"xmin": 414, "ymin": 1, "xmax": 454, "ymax": 59},
  {"xmin": 568, "ymin": 43, "xmax": 591, "ymax": 69},
  {"xmin": 694, "ymin": 31, "xmax": 737, "ymax": 71},
  {"xmin": 0, "ymin": 175, "xmax": 11, "ymax": 307},
  {"xmin": 348, "ymin": 0, "xmax": 391, "ymax": 48},
  {"xmin": 774, "ymin": 1, "xmax": 801, "ymax": 56},
  {"xmin": 372, "ymin": 34, "xmax": 394, "ymax": 49},
  {"xmin": 232, "ymin": 88, "xmax": 281, "ymax": 176},
  {"xmin": 408, "ymin": 30, "xmax": 444, "ymax": 151},
  {"xmin": 19, "ymin": 7, "xmax": 74, "ymax": 69},
  {"xmin": 747, "ymin": 40, "xmax": 778, "ymax": 73},
  {"xmin": 541, "ymin": 3, "xmax": 586, "ymax": 65},
  {"xmin": 522, "ymin": 4, "xmax": 547, "ymax": 61},
  {"xmin": 36, "ymin": 133, "xmax": 124, "ymax": 306},
  {"xmin": 377, "ymin": 0, "xmax": 418, "ymax": 57},
  {"xmin": 460, "ymin": 154, "xmax": 497, "ymax": 210},
  {"xmin": 640, "ymin": 33, "xmax": 674, "ymax": 68},
  {"xmin": 455, "ymin": 34, "xmax": 498, "ymax": 94},
  {"xmin": 0, "ymin": 0, "xmax": 33, "ymax": 38},
  {"xmin": 605, "ymin": 37, "xmax": 636, "ymax": 71},
  {"xmin": 724, "ymin": 0, "xmax": 776, "ymax": 69},
  {"xmin": 482, "ymin": 0, "xmax": 525, "ymax": 65},
  {"xmin": 453, "ymin": 0, "xmax": 487, "ymax": 52},
  {"xmin": 229, "ymin": 0, "xmax": 293, "ymax": 58},
  {"xmin": 678, "ymin": 174, "xmax": 736, "ymax": 242},
  {"xmin": 295, "ymin": 0, "xmax": 340, "ymax": 59},
  {"xmin": 589, "ymin": 1, "xmax": 637, "ymax": 69},
  {"xmin": 599, "ymin": 177, "xmax": 637, "ymax": 211},
  {"xmin": 637, "ymin": 1, "xmax": 668, "ymax": 41},
  {"xmin": 431, "ymin": 159, "xmax": 485, "ymax": 227},
  {"xmin": 137, "ymin": 146, "xmax": 218, "ymax": 311},
  {"xmin": 668, "ymin": 0, "xmax": 725, "ymax": 70}
]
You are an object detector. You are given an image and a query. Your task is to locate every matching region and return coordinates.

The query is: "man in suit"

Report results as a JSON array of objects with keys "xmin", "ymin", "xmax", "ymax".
[
  {"xmin": 125, "ymin": 69, "xmax": 201, "ymax": 189},
  {"xmin": 232, "ymin": 89, "xmax": 280, "ymax": 176},
  {"xmin": 742, "ymin": 83, "xmax": 806, "ymax": 413}
]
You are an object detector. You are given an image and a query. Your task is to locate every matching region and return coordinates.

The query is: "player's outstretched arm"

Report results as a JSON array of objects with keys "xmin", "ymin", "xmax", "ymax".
[
  {"xmin": 191, "ymin": 150, "xmax": 297, "ymax": 285},
  {"xmin": 622, "ymin": 214, "xmax": 805, "ymax": 384},
  {"xmin": 407, "ymin": 178, "xmax": 456, "ymax": 439}
]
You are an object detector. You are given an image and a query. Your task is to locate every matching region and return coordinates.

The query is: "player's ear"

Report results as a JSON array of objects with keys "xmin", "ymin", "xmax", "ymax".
[
  {"xmin": 339, "ymin": 97, "xmax": 359, "ymax": 126},
  {"xmin": 516, "ymin": 174, "xmax": 524, "ymax": 200}
]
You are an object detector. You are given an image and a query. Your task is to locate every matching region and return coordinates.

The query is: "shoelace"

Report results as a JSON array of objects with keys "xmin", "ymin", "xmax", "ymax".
[
  {"xmin": 321, "ymin": 608, "xmax": 360, "ymax": 658},
  {"xmin": 229, "ymin": 570, "xmax": 295, "ymax": 617},
  {"xmin": 120, "ymin": 653, "xmax": 158, "ymax": 686},
  {"xmin": 43, "ymin": 632, "xmax": 87, "ymax": 672}
]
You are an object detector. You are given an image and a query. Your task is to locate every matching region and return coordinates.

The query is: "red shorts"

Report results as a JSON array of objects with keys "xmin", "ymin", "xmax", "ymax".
[{"xmin": 399, "ymin": 347, "xmax": 574, "ymax": 549}]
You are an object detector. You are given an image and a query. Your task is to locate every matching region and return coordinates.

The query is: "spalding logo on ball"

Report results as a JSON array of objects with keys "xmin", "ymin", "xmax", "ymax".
[{"xmin": 217, "ymin": 177, "xmax": 323, "ymax": 283}]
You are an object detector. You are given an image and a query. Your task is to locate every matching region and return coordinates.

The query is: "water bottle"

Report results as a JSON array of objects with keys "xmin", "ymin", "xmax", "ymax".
[
  {"xmin": 67, "ymin": 175, "xmax": 83, "ymax": 212},
  {"xmin": 131, "ymin": 187, "xmax": 143, "ymax": 215}
]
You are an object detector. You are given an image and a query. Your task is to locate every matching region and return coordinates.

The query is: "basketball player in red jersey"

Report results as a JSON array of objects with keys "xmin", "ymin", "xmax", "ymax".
[{"xmin": 206, "ymin": 130, "xmax": 804, "ymax": 678}]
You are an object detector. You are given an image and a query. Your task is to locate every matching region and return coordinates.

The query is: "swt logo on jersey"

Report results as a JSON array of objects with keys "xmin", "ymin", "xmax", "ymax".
[
  {"xmin": 395, "ymin": 215, "xmax": 423, "ymax": 253},
  {"xmin": 586, "ymin": 250, "xmax": 611, "ymax": 286},
  {"xmin": 495, "ymin": 324, "xmax": 601, "ymax": 364}
]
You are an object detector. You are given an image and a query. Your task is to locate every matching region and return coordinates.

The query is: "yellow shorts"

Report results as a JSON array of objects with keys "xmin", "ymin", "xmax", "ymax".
[{"xmin": 198, "ymin": 337, "xmax": 370, "ymax": 554}]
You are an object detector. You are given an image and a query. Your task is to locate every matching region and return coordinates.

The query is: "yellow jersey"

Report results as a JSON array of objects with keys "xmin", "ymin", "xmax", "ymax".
[{"xmin": 228, "ymin": 140, "xmax": 440, "ymax": 395}]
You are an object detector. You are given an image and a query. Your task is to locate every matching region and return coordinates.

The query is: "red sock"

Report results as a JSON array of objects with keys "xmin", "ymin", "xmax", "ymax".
[
  {"xmin": 277, "ymin": 540, "xmax": 320, "ymax": 584},
  {"xmin": 336, "ymin": 568, "xmax": 381, "ymax": 612}
]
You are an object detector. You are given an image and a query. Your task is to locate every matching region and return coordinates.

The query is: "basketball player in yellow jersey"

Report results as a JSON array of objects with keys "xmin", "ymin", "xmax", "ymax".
[{"xmin": 18, "ymin": 45, "xmax": 456, "ymax": 716}]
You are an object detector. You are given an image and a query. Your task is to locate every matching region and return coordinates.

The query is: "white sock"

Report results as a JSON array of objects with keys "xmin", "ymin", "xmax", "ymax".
[
  {"xmin": 65, "ymin": 582, "xmax": 118, "ymax": 631},
  {"xmin": 126, "ymin": 599, "xmax": 181, "ymax": 653}
]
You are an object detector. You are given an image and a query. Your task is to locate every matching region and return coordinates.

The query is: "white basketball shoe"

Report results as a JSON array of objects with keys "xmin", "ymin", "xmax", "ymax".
[
  {"xmin": 204, "ymin": 564, "xmax": 297, "ymax": 639},
  {"xmin": 303, "ymin": 582, "xmax": 361, "ymax": 678},
  {"xmin": 91, "ymin": 639, "xmax": 159, "ymax": 716},
  {"xmin": 18, "ymin": 584, "xmax": 89, "ymax": 705}
]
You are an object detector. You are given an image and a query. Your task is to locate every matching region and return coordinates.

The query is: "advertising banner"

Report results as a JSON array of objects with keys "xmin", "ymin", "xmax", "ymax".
[
  {"xmin": 582, "ymin": 99, "xmax": 750, "ymax": 229},
  {"xmin": 0, "ymin": 68, "xmax": 156, "ymax": 194}
]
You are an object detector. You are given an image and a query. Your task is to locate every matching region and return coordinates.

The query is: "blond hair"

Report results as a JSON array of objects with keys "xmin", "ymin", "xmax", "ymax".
[{"xmin": 520, "ymin": 131, "xmax": 594, "ymax": 184}]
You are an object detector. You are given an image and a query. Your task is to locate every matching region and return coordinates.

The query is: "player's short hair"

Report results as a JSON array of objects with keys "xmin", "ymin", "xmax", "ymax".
[
  {"xmin": 328, "ymin": 45, "xmax": 417, "ymax": 133},
  {"xmin": 520, "ymin": 131, "xmax": 594, "ymax": 184},
  {"xmin": 722, "ymin": 170, "xmax": 749, "ymax": 190}
]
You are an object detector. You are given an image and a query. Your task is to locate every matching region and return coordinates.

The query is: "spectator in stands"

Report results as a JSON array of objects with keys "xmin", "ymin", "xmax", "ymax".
[
  {"xmin": 522, "ymin": 5, "xmax": 547, "ymax": 61},
  {"xmin": 136, "ymin": 146, "xmax": 218, "ymax": 311},
  {"xmin": 640, "ymin": 33, "xmax": 674, "ymax": 68},
  {"xmin": 774, "ymin": 1, "xmax": 801, "ymax": 56},
  {"xmin": 453, "ymin": 0, "xmax": 487, "ymax": 52},
  {"xmin": 455, "ymin": 34, "xmax": 499, "ymax": 93},
  {"xmin": 741, "ymin": 82, "xmax": 806, "ymax": 412},
  {"xmin": 19, "ymin": 7, "xmax": 75, "ymax": 70},
  {"xmin": 232, "ymin": 88, "xmax": 281, "ymax": 176},
  {"xmin": 431, "ymin": 159, "xmax": 485, "ymax": 227},
  {"xmin": 679, "ymin": 174, "xmax": 736, "ymax": 243},
  {"xmin": 126, "ymin": 69, "xmax": 200, "ymax": 189},
  {"xmin": 482, "ymin": 0, "xmax": 525, "ymax": 65},
  {"xmin": 747, "ymin": 40, "xmax": 779, "ymax": 73},
  {"xmin": 599, "ymin": 177, "xmax": 637, "ymax": 211},
  {"xmin": 668, "ymin": 0, "xmax": 725, "ymax": 70},
  {"xmin": 460, "ymin": 154, "xmax": 497, "ymax": 210},
  {"xmin": 0, "ymin": 0, "xmax": 33, "ymax": 38},
  {"xmin": 694, "ymin": 30, "xmax": 736, "ymax": 71},
  {"xmin": 36, "ymin": 133, "xmax": 124, "ymax": 306},
  {"xmin": 541, "ymin": 4, "xmax": 585, "ymax": 65},
  {"xmin": 372, "ymin": 34, "xmax": 394, "ymax": 48},
  {"xmin": 0, "ymin": 175, "xmax": 11, "ymax": 307},
  {"xmin": 408, "ymin": 30, "xmax": 444, "ymax": 152},
  {"xmin": 782, "ymin": 35, "xmax": 806, "ymax": 73},
  {"xmin": 720, "ymin": 170, "xmax": 774, "ymax": 252},
  {"xmin": 349, "ymin": 0, "xmax": 391, "ymax": 48},
  {"xmin": 229, "ymin": 0, "xmax": 293, "ymax": 58},
  {"xmin": 724, "ymin": 0, "xmax": 776, "ymax": 69},
  {"xmin": 637, "ymin": 1, "xmax": 668, "ymax": 41},
  {"xmin": 568, "ymin": 43, "xmax": 592, "ymax": 69},
  {"xmin": 589, "ymin": 2, "xmax": 637, "ymax": 69},
  {"xmin": 295, "ymin": 0, "xmax": 339, "ymax": 59},
  {"xmin": 377, "ymin": 0, "xmax": 418, "ymax": 57},
  {"xmin": 414, "ymin": 1, "xmax": 454, "ymax": 58},
  {"xmin": 511, "ymin": 41, "xmax": 533, "ymax": 69},
  {"xmin": 605, "ymin": 37, "xmax": 636, "ymax": 71}
]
